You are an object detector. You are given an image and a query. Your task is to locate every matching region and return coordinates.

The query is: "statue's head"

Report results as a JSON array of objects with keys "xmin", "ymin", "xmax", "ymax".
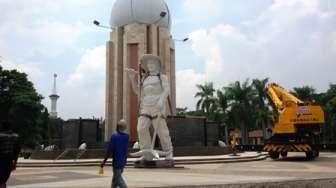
[{"xmin": 140, "ymin": 54, "xmax": 162, "ymax": 73}]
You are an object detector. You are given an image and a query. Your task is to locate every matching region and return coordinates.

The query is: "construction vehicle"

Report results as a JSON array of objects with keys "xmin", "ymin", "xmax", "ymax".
[{"xmin": 263, "ymin": 83, "xmax": 325, "ymax": 160}]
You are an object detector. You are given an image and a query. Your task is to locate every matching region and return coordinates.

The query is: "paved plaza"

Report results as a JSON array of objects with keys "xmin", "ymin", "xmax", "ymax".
[{"xmin": 7, "ymin": 152, "xmax": 336, "ymax": 188}]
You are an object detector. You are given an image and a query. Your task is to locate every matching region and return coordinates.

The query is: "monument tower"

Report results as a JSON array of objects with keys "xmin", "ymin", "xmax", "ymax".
[
  {"xmin": 49, "ymin": 73, "xmax": 59, "ymax": 118},
  {"xmin": 105, "ymin": 0, "xmax": 176, "ymax": 141}
]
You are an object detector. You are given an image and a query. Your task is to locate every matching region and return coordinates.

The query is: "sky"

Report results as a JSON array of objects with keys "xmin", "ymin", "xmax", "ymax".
[{"xmin": 0, "ymin": 0, "xmax": 335, "ymax": 119}]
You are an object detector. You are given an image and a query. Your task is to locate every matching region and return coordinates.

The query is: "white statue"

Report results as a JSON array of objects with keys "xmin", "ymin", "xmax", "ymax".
[
  {"xmin": 126, "ymin": 54, "xmax": 173, "ymax": 161},
  {"xmin": 44, "ymin": 145, "xmax": 55, "ymax": 151},
  {"xmin": 78, "ymin": 143, "xmax": 87, "ymax": 150}
]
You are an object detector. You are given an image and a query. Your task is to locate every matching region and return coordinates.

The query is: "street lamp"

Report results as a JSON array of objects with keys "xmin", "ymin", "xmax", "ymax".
[
  {"xmin": 152, "ymin": 11, "xmax": 167, "ymax": 24},
  {"xmin": 93, "ymin": 11, "xmax": 167, "ymax": 30},
  {"xmin": 93, "ymin": 20, "xmax": 114, "ymax": 30},
  {"xmin": 174, "ymin": 38, "xmax": 189, "ymax": 42}
]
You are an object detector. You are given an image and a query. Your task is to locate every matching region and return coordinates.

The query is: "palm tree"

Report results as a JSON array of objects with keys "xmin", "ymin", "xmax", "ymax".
[
  {"xmin": 252, "ymin": 78, "xmax": 271, "ymax": 139},
  {"xmin": 216, "ymin": 89, "xmax": 228, "ymax": 117},
  {"xmin": 292, "ymin": 86, "xmax": 316, "ymax": 101},
  {"xmin": 224, "ymin": 80, "xmax": 256, "ymax": 144},
  {"xmin": 252, "ymin": 78, "xmax": 269, "ymax": 106},
  {"xmin": 195, "ymin": 82, "xmax": 216, "ymax": 117},
  {"xmin": 215, "ymin": 89, "xmax": 230, "ymax": 143}
]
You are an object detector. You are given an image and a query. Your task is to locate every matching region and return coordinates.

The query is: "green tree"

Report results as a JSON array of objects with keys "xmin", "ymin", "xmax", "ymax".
[
  {"xmin": 321, "ymin": 84, "xmax": 336, "ymax": 142},
  {"xmin": 195, "ymin": 82, "xmax": 217, "ymax": 117},
  {"xmin": 224, "ymin": 80, "xmax": 256, "ymax": 144},
  {"xmin": 216, "ymin": 89, "xmax": 229, "ymax": 120},
  {"xmin": 0, "ymin": 65, "xmax": 49, "ymax": 148},
  {"xmin": 292, "ymin": 86, "xmax": 316, "ymax": 101},
  {"xmin": 214, "ymin": 89, "xmax": 230, "ymax": 141},
  {"xmin": 176, "ymin": 107, "xmax": 188, "ymax": 116},
  {"xmin": 189, "ymin": 78, "xmax": 336, "ymax": 145},
  {"xmin": 252, "ymin": 78, "xmax": 272, "ymax": 139}
]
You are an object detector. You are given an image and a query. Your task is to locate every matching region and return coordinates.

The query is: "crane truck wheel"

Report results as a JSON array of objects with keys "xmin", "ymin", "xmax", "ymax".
[
  {"xmin": 306, "ymin": 151, "xmax": 314, "ymax": 160},
  {"xmin": 306, "ymin": 150, "xmax": 318, "ymax": 160},
  {"xmin": 269, "ymin": 152, "xmax": 280, "ymax": 159},
  {"xmin": 306, "ymin": 149, "xmax": 319, "ymax": 160},
  {"xmin": 280, "ymin": 151, "xmax": 288, "ymax": 158}
]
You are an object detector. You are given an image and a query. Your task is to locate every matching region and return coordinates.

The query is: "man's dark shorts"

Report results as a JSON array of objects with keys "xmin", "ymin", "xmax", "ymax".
[{"xmin": 0, "ymin": 159, "xmax": 12, "ymax": 184}]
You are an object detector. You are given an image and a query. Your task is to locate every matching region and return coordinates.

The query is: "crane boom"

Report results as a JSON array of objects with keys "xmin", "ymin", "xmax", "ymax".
[{"xmin": 266, "ymin": 83, "xmax": 303, "ymax": 111}]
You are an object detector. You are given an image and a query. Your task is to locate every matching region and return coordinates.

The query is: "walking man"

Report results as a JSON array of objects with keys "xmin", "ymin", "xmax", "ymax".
[
  {"xmin": 101, "ymin": 120, "xmax": 129, "ymax": 188},
  {"xmin": 0, "ymin": 121, "xmax": 20, "ymax": 188}
]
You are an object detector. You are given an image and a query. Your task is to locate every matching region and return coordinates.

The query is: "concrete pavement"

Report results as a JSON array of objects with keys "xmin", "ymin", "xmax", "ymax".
[{"xmin": 7, "ymin": 152, "xmax": 336, "ymax": 188}]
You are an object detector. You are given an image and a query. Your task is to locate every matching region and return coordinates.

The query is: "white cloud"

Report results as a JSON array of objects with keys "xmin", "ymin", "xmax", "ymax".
[
  {"xmin": 65, "ymin": 45, "xmax": 106, "ymax": 88},
  {"xmin": 333, "ymin": 32, "xmax": 336, "ymax": 52},
  {"xmin": 181, "ymin": 0, "xmax": 223, "ymax": 22},
  {"xmin": 1, "ymin": 0, "xmax": 335, "ymax": 119},
  {"xmin": 178, "ymin": 0, "xmax": 273, "ymax": 26},
  {"xmin": 0, "ymin": 19, "xmax": 88, "ymax": 56},
  {"xmin": 177, "ymin": 0, "xmax": 336, "ymax": 110},
  {"xmin": 0, "ymin": 0, "xmax": 106, "ymax": 120},
  {"xmin": 176, "ymin": 69, "xmax": 205, "ymax": 109},
  {"xmin": 0, "ymin": 1, "xmax": 95, "ymax": 57},
  {"xmin": 0, "ymin": 57, "xmax": 44, "ymax": 84},
  {"xmin": 60, "ymin": 45, "xmax": 106, "ymax": 119},
  {"xmin": 0, "ymin": 0, "xmax": 96, "ymax": 18},
  {"xmin": 20, "ymin": 22, "xmax": 83, "ymax": 45}
]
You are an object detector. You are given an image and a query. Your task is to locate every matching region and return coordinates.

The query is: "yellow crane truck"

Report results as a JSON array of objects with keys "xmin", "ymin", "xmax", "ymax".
[{"xmin": 263, "ymin": 83, "xmax": 325, "ymax": 160}]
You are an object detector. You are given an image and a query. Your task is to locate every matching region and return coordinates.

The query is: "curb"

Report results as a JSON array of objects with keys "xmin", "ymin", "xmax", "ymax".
[
  {"xmin": 147, "ymin": 177, "xmax": 336, "ymax": 188},
  {"xmin": 17, "ymin": 154, "xmax": 268, "ymax": 168}
]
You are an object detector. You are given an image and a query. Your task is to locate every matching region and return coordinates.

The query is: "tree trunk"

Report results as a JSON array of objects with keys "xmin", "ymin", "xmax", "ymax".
[
  {"xmin": 262, "ymin": 119, "xmax": 266, "ymax": 141},
  {"xmin": 240, "ymin": 122, "xmax": 245, "ymax": 145},
  {"xmin": 225, "ymin": 124, "xmax": 229, "ymax": 145}
]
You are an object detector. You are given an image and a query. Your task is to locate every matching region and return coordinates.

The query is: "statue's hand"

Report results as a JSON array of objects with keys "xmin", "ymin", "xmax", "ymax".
[{"xmin": 125, "ymin": 68, "xmax": 138, "ymax": 79}]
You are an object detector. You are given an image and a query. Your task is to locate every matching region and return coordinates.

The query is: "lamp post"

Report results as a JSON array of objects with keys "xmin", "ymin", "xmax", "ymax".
[
  {"xmin": 152, "ymin": 11, "xmax": 167, "ymax": 24},
  {"xmin": 174, "ymin": 38, "xmax": 189, "ymax": 42},
  {"xmin": 93, "ymin": 18, "xmax": 188, "ymax": 45},
  {"xmin": 93, "ymin": 11, "xmax": 167, "ymax": 30},
  {"xmin": 93, "ymin": 20, "xmax": 113, "ymax": 30}
]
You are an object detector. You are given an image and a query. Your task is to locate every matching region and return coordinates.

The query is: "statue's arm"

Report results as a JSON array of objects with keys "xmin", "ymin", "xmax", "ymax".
[
  {"xmin": 130, "ymin": 77, "xmax": 139, "ymax": 96},
  {"xmin": 126, "ymin": 68, "xmax": 139, "ymax": 95}
]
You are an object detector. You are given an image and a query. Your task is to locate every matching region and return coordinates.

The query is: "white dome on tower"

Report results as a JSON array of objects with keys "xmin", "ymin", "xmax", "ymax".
[{"xmin": 110, "ymin": 0, "xmax": 171, "ymax": 29}]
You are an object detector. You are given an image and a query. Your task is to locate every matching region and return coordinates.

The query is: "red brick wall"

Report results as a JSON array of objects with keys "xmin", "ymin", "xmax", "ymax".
[{"xmin": 128, "ymin": 43, "xmax": 139, "ymax": 142}]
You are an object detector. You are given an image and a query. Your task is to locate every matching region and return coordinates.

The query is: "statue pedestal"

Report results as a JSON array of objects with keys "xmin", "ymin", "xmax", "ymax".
[{"xmin": 134, "ymin": 159, "xmax": 174, "ymax": 168}]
